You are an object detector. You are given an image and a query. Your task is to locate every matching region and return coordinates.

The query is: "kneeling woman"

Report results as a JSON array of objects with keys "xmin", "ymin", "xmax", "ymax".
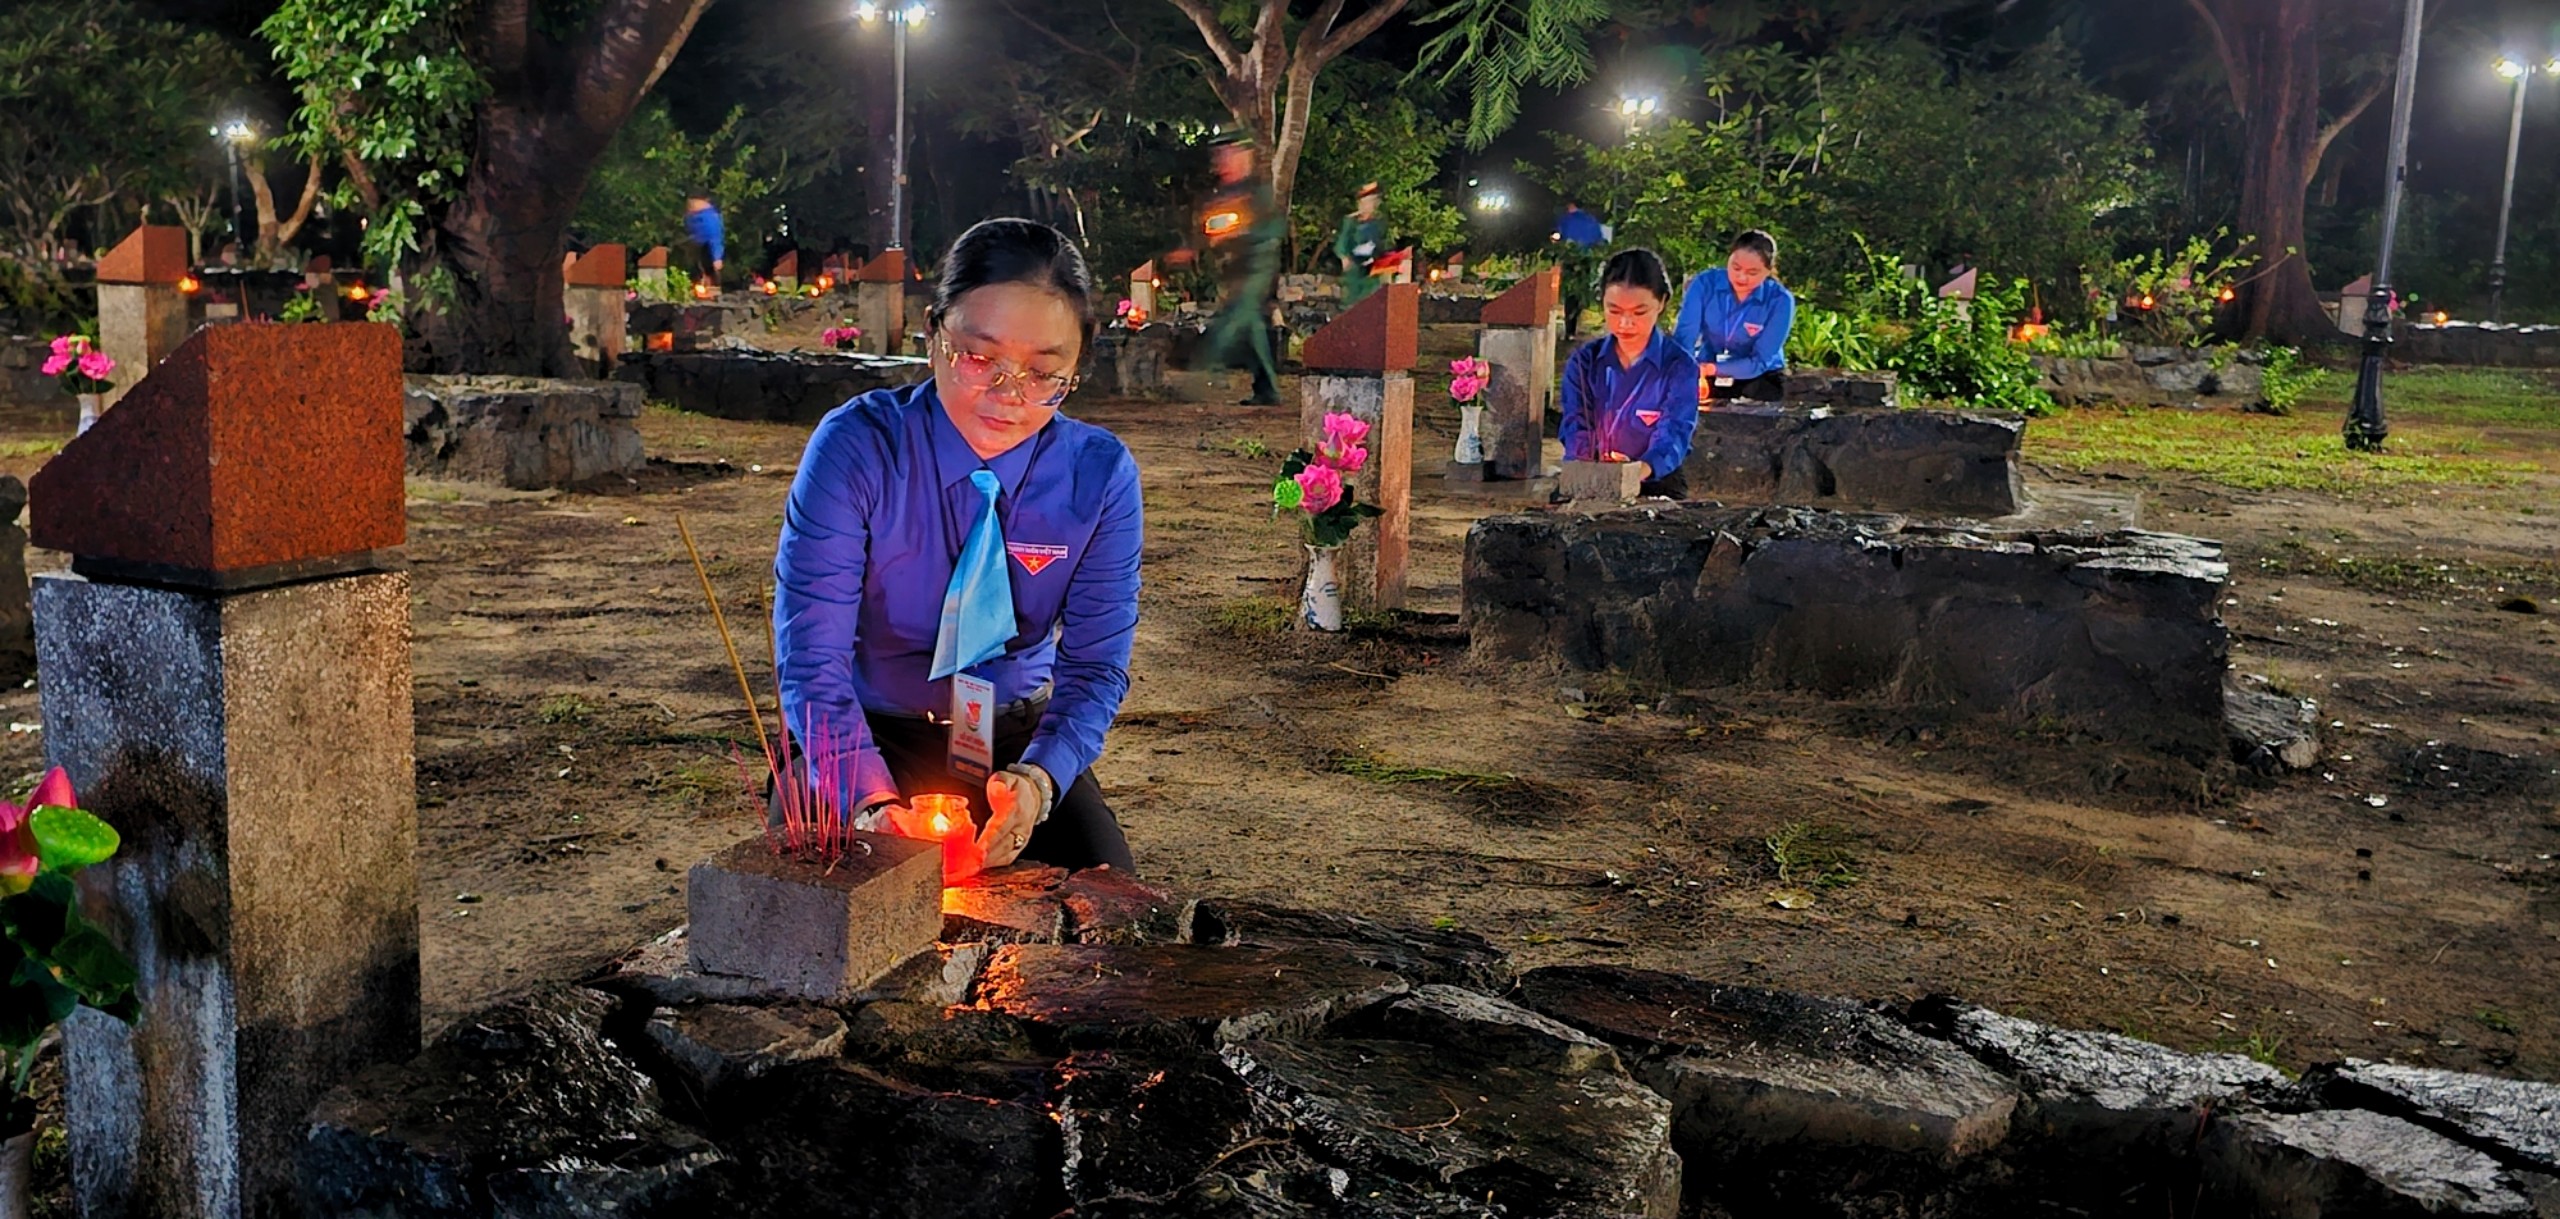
[
  {"xmin": 1673, "ymin": 229, "xmax": 1795, "ymax": 402},
  {"xmin": 773, "ymin": 218, "xmax": 1143, "ymax": 872},
  {"xmin": 1559, "ymin": 248, "xmax": 1702, "ymax": 499}
]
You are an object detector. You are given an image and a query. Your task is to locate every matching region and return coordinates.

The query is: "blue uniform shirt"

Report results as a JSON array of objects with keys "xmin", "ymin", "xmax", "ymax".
[
  {"xmin": 1558, "ymin": 329, "xmax": 1702, "ymax": 474},
  {"xmin": 684, "ymin": 205, "xmax": 726, "ymax": 264},
  {"xmin": 773, "ymin": 381, "xmax": 1144, "ymax": 808},
  {"xmin": 1672, "ymin": 269, "xmax": 1795, "ymax": 382},
  {"xmin": 1556, "ymin": 208, "xmax": 1606, "ymax": 247}
]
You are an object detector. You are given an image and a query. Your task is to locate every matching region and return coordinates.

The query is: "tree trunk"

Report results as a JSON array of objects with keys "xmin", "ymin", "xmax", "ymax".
[
  {"xmin": 2207, "ymin": 0, "xmax": 2347, "ymax": 343},
  {"xmin": 247, "ymin": 155, "xmax": 324, "ymax": 268},
  {"xmin": 418, "ymin": 0, "xmax": 711, "ymax": 375}
]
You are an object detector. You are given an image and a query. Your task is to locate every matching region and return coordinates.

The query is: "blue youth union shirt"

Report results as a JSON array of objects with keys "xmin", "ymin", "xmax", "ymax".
[
  {"xmin": 773, "ymin": 380, "xmax": 1144, "ymax": 808},
  {"xmin": 1672, "ymin": 268, "xmax": 1796, "ymax": 381},
  {"xmin": 1558, "ymin": 329, "xmax": 1702, "ymax": 473}
]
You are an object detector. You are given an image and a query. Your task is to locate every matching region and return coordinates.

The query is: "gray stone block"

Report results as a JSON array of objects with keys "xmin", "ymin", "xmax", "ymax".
[
  {"xmin": 1462, "ymin": 505, "xmax": 2231, "ymax": 759},
  {"xmin": 613, "ymin": 349, "xmax": 930, "ymax": 422},
  {"xmin": 403, "ymin": 375, "xmax": 646, "ymax": 488},
  {"xmin": 2206, "ymin": 1109, "xmax": 2535, "ymax": 1216},
  {"xmin": 0, "ymin": 476, "xmax": 28, "ymax": 684},
  {"xmin": 1343, "ymin": 983, "xmax": 1620, "ymax": 1074},
  {"xmin": 1080, "ymin": 325, "xmax": 1174, "ymax": 397},
  {"xmin": 38, "ymin": 571, "xmax": 419, "ymax": 1218},
  {"xmin": 685, "ymin": 833, "xmax": 944, "ymax": 1002},
  {"xmin": 1933, "ymin": 1001, "xmax": 2284, "ymax": 1144},
  {"xmin": 646, "ymin": 1002, "xmax": 847, "ymax": 1096},
  {"xmin": 2228, "ymin": 679, "xmax": 2322, "ymax": 772},
  {"xmin": 2309, "ymin": 1059, "xmax": 2560, "ymax": 1175},
  {"xmin": 1558, "ymin": 458, "xmax": 1644, "ymax": 506},
  {"xmin": 1684, "ymin": 404, "xmax": 2025, "ymax": 516}
]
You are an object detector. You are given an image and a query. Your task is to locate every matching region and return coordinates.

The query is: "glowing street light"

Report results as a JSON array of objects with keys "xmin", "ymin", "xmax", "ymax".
[
  {"xmin": 1616, "ymin": 96, "xmax": 1658, "ymax": 117},
  {"xmin": 854, "ymin": 1, "xmax": 931, "ymax": 251},
  {"xmin": 210, "ymin": 118, "xmax": 259, "ymax": 249},
  {"xmin": 2488, "ymin": 54, "xmax": 2551, "ymax": 321},
  {"xmin": 1473, "ymin": 188, "xmax": 1512, "ymax": 213}
]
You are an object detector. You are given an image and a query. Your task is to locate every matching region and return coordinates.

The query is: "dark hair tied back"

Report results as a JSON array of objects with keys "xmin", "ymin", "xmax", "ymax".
[
  {"xmin": 1730, "ymin": 229, "xmax": 1779, "ymax": 268},
  {"xmin": 929, "ymin": 218, "xmax": 1098, "ymax": 338},
  {"xmin": 1598, "ymin": 247, "xmax": 1673, "ymax": 302}
]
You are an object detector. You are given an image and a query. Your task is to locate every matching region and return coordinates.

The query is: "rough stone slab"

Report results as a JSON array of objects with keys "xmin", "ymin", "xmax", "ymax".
[
  {"xmin": 1479, "ymin": 267, "xmax": 1559, "ymax": 327},
  {"xmin": 1299, "ymin": 372, "xmax": 1413, "ymax": 610},
  {"xmin": 1222, "ymin": 1037, "xmax": 1682, "ymax": 1218},
  {"xmin": 853, "ymin": 942, "xmax": 993, "ymax": 1008},
  {"xmin": 94, "ymin": 224, "xmax": 189, "ymax": 284},
  {"xmin": 973, "ymin": 943, "xmax": 1407, "ymax": 1049},
  {"xmin": 1682, "ymin": 404, "xmax": 2024, "ymax": 517},
  {"xmin": 1061, "ymin": 866, "xmax": 1187, "ymax": 945},
  {"xmin": 2206, "ymin": 1110, "xmax": 2533, "ymax": 1217},
  {"xmin": 615, "ymin": 349, "xmax": 929, "ymax": 421},
  {"xmin": 706, "ymin": 1058, "xmax": 1064, "ymax": 1214},
  {"xmin": 685, "ymin": 833, "xmax": 944, "ymax": 1002},
  {"xmin": 1185, "ymin": 897, "xmax": 1512, "ymax": 990},
  {"xmin": 2228, "ymin": 680, "xmax": 2322, "ymax": 773},
  {"xmin": 1340, "ymin": 983, "xmax": 1619, "ymax": 1075},
  {"xmin": 31, "ymin": 323, "xmax": 405, "ymax": 581},
  {"xmin": 1462, "ymin": 505, "xmax": 2231, "ymax": 760},
  {"xmin": 843, "ymin": 999, "xmax": 1038, "ymax": 1067},
  {"xmin": 1081, "ymin": 325, "xmax": 1174, "ymax": 397},
  {"xmin": 1778, "ymin": 369, "xmax": 1899, "ymax": 409},
  {"xmin": 404, "ymin": 375, "xmax": 646, "ymax": 488},
  {"xmin": 302, "ymin": 989, "xmax": 724, "ymax": 1218},
  {"xmin": 43, "ymin": 571, "xmax": 418, "ymax": 1218},
  {"xmin": 1518, "ymin": 966, "xmax": 2017, "ymax": 1164},
  {"xmin": 1558, "ymin": 459, "xmax": 1644, "ymax": 506},
  {"xmin": 943, "ymin": 864, "xmax": 1069, "ymax": 945},
  {"xmin": 1052, "ymin": 1047, "xmax": 1258, "ymax": 1206},
  {"xmin": 1926, "ymin": 1000, "xmax": 2281, "ymax": 1142},
  {"xmin": 596, "ymin": 926, "xmax": 786, "ymax": 1007},
  {"xmin": 646, "ymin": 1002, "xmax": 846, "ymax": 1098},
  {"xmin": 2310, "ymin": 1060, "xmax": 2560, "ymax": 1175},
  {"xmin": 1300, "ymin": 282, "xmax": 1419, "ymax": 373}
]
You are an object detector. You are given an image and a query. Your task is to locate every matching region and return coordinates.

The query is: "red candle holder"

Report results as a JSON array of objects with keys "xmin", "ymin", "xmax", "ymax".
[{"xmin": 910, "ymin": 793, "xmax": 983, "ymax": 884}]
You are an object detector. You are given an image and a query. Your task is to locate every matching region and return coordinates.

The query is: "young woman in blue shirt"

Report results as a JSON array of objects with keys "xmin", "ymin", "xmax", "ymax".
[
  {"xmin": 1558, "ymin": 248, "xmax": 1702, "ymax": 499},
  {"xmin": 773, "ymin": 218, "xmax": 1143, "ymax": 871},
  {"xmin": 1672, "ymin": 229, "xmax": 1795, "ymax": 403}
]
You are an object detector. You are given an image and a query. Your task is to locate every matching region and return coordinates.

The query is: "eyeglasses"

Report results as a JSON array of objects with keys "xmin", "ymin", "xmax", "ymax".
[{"xmin": 936, "ymin": 334, "xmax": 1078, "ymax": 406}]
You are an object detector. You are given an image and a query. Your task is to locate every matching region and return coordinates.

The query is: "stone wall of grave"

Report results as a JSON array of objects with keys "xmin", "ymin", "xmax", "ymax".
[
  {"xmin": 2396, "ymin": 322, "xmax": 2560, "ymax": 369},
  {"xmin": 1463, "ymin": 504, "xmax": 2231, "ymax": 762},
  {"xmin": 2036, "ymin": 347, "xmax": 2269, "ymax": 407},
  {"xmin": 1080, "ymin": 325, "xmax": 1175, "ymax": 398},
  {"xmin": 299, "ymin": 876, "xmax": 2560, "ymax": 1219},
  {"xmin": 1684, "ymin": 404, "xmax": 2025, "ymax": 517},
  {"xmin": 1779, "ymin": 368, "xmax": 1899, "ymax": 408},
  {"xmin": 613, "ymin": 350, "xmax": 931, "ymax": 424},
  {"xmin": 405, "ymin": 375, "xmax": 646, "ymax": 489},
  {"xmin": 0, "ymin": 335, "xmax": 69, "ymax": 410}
]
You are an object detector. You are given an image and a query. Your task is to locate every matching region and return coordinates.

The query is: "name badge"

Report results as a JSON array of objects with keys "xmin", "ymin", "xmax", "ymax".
[
  {"xmin": 1714, "ymin": 377, "xmax": 1735, "ymax": 388},
  {"xmin": 948, "ymin": 672, "xmax": 996, "ymax": 782}
]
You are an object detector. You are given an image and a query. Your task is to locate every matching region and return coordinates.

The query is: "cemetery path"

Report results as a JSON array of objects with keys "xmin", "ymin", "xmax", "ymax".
[{"xmin": 0, "ymin": 365, "xmax": 2551, "ymax": 1083}]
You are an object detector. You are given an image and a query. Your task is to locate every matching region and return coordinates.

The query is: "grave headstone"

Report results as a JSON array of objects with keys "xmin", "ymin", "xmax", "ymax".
[
  {"xmin": 638, "ymin": 245, "xmax": 671, "ymax": 294},
  {"xmin": 1938, "ymin": 266, "xmax": 1977, "ymax": 323},
  {"xmin": 32, "ymin": 322, "xmax": 418, "ymax": 1217},
  {"xmin": 0, "ymin": 477, "xmax": 26, "ymax": 685},
  {"xmin": 1128, "ymin": 260, "xmax": 1156, "ymax": 322},
  {"xmin": 2337, "ymin": 274, "xmax": 2378, "ymax": 338},
  {"xmin": 773, "ymin": 249, "xmax": 800, "ymax": 294},
  {"xmin": 563, "ymin": 243, "xmax": 629, "ymax": 373},
  {"xmin": 1444, "ymin": 251, "xmax": 1465, "ymax": 284},
  {"xmin": 93, "ymin": 225, "xmax": 193, "ymax": 413},
  {"xmin": 854, "ymin": 250, "xmax": 908, "ymax": 357},
  {"xmin": 1475, "ymin": 267, "xmax": 1561, "ymax": 481},
  {"xmin": 1298, "ymin": 284, "xmax": 1417, "ymax": 611}
]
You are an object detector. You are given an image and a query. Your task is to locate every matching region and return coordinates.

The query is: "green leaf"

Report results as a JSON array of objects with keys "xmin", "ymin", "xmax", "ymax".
[
  {"xmin": 0, "ymin": 877, "xmax": 70, "ymax": 958},
  {"xmin": 30, "ymin": 805, "xmax": 117, "ymax": 872},
  {"xmin": 50, "ymin": 916, "xmax": 135, "ymax": 1010}
]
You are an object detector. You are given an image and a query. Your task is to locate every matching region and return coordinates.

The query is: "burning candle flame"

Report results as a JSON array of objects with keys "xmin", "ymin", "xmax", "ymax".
[
  {"xmin": 177, "ymin": 274, "xmax": 201, "ymax": 295},
  {"xmin": 931, "ymin": 812, "xmax": 951, "ymax": 835}
]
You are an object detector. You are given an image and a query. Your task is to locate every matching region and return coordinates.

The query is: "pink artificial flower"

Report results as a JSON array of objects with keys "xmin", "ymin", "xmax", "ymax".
[
  {"xmin": 1331, "ymin": 444, "xmax": 1368, "ymax": 473},
  {"xmin": 1322, "ymin": 412, "xmax": 1371, "ymax": 450},
  {"xmin": 0, "ymin": 767, "xmax": 71, "ymax": 896},
  {"xmin": 1295, "ymin": 464, "xmax": 1343, "ymax": 514},
  {"xmin": 78, "ymin": 351, "xmax": 113, "ymax": 381},
  {"xmin": 41, "ymin": 353, "xmax": 71, "ymax": 377},
  {"xmin": 48, "ymin": 335, "xmax": 75, "ymax": 357}
]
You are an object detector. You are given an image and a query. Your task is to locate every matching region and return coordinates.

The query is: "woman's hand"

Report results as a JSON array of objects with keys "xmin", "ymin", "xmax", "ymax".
[
  {"xmin": 981, "ymin": 763, "xmax": 1056, "ymax": 868},
  {"xmin": 1632, "ymin": 461, "xmax": 1653, "ymax": 482}
]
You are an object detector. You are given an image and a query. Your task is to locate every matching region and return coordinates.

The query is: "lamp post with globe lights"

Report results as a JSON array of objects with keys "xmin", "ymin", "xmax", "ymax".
[
  {"xmin": 212, "ymin": 118, "xmax": 257, "ymax": 255},
  {"xmin": 854, "ymin": 2, "xmax": 930, "ymax": 252},
  {"xmin": 2487, "ymin": 55, "xmax": 2552, "ymax": 322},
  {"xmin": 2345, "ymin": 0, "xmax": 2425, "ymax": 453}
]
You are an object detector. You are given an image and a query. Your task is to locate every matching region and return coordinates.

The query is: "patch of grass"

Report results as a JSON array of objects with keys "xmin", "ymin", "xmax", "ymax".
[
  {"xmin": 1206, "ymin": 597, "xmax": 1295, "ymax": 638},
  {"xmin": 2475, "ymin": 1007, "xmax": 2519, "ymax": 1035},
  {"xmin": 1764, "ymin": 821, "xmax": 1861, "ymax": 889},
  {"xmin": 2317, "ymin": 368, "xmax": 2560, "ymax": 429},
  {"xmin": 406, "ymin": 483, "xmax": 464, "ymax": 503},
  {"xmin": 1330, "ymin": 752, "xmax": 1513, "ymax": 787},
  {"xmin": 536, "ymin": 694, "xmax": 596, "ymax": 725},
  {"xmin": 2205, "ymin": 1027, "xmax": 2296, "ymax": 1077},
  {"xmin": 649, "ymin": 753, "xmax": 748, "ymax": 810},
  {"xmin": 1327, "ymin": 750, "xmax": 1571, "ymax": 826},
  {"xmin": 2026, "ymin": 405, "xmax": 2538, "ymax": 494},
  {"xmin": 1216, "ymin": 435, "xmax": 1272, "ymax": 460},
  {"xmin": 0, "ymin": 439, "xmax": 63, "ymax": 460},
  {"xmin": 2247, "ymin": 536, "xmax": 2559, "ymax": 599}
]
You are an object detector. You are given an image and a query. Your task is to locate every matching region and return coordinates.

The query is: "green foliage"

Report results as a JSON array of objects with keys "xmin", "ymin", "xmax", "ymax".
[
  {"xmin": 1830, "ymin": 241, "xmax": 2051, "ymax": 413},
  {"xmin": 279, "ymin": 292, "xmax": 322, "ymax": 323},
  {"xmin": 2087, "ymin": 230, "xmax": 2255, "ymax": 347},
  {"xmin": 2022, "ymin": 326, "xmax": 2125, "ymax": 360},
  {"xmin": 1273, "ymin": 449, "xmax": 1384, "ymax": 550},
  {"xmin": 1517, "ymin": 119, "xmax": 1789, "ymax": 284},
  {"xmin": 28, "ymin": 806, "xmax": 118, "ymax": 872},
  {"xmin": 629, "ymin": 263, "xmax": 695, "ymax": 305},
  {"xmin": 1765, "ymin": 821, "xmax": 1860, "ymax": 888},
  {"xmin": 1411, "ymin": 0, "xmax": 1612, "ymax": 149},
  {"xmin": 258, "ymin": 0, "xmax": 487, "ymax": 267},
  {"xmin": 2255, "ymin": 346, "xmax": 2328, "ymax": 416},
  {"xmin": 0, "ymin": 786, "xmax": 136, "ymax": 1133},
  {"xmin": 1786, "ymin": 305, "xmax": 1882, "ymax": 370},
  {"xmin": 575, "ymin": 102, "xmax": 771, "ymax": 253},
  {"xmin": 1290, "ymin": 68, "xmax": 1465, "ymax": 270}
]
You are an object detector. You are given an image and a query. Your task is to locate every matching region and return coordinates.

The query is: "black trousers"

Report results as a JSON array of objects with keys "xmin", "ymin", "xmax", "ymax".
[
  {"xmin": 771, "ymin": 697, "xmax": 1134, "ymax": 873},
  {"xmin": 1640, "ymin": 468, "xmax": 1688, "ymax": 500}
]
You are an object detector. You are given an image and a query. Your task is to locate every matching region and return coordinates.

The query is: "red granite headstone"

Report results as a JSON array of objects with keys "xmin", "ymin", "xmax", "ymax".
[
  {"xmin": 773, "ymin": 250, "xmax": 800, "ymax": 282},
  {"xmin": 1130, "ymin": 259, "xmax": 1156, "ymax": 284},
  {"xmin": 30, "ymin": 323, "xmax": 405, "ymax": 588},
  {"xmin": 96, "ymin": 226, "xmax": 190, "ymax": 286},
  {"xmin": 638, "ymin": 246, "xmax": 670, "ymax": 270},
  {"xmin": 1480, "ymin": 266, "xmax": 1560, "ymax": 327},
  {"xmin": 857, "ymin": 249, "xmax": 908, "ymax": 283},
  {"xmin": 1300, "ymin": 283, "xmax": 1418, "ymax": 374},
  {"xmin": 1938, "ymin": 267, "xmax": 1977, "ymax": 301},
  {"xmin": 564, "ymin": 244, "xmax": 628, "ymax": 287}
]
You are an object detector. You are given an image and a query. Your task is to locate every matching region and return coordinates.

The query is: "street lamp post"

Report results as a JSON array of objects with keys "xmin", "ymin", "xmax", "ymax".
[
  {"xmin": 2346, "ymin": 0, "xmax": 2426, "ymax": 453},
  {"xmin": 213, "ymin": 118, "xmax": 256, "ymax": 255},
  {"xmin": 1615, "ymin": 94, "xmax": 1659, "ymax": 139},
  {"xmin": 854, "ymin": 3, "xmax": 929, "ymax": 252},
  {"xmin": 2487, "ymin": 56, "xmax": 2550, "ymax": 322}
]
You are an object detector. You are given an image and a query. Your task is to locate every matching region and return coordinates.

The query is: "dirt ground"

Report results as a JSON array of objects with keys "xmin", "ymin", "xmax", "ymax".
[{"xmin": 0, "ymin": 329, "xmax": 2552, "ymax": 1087}]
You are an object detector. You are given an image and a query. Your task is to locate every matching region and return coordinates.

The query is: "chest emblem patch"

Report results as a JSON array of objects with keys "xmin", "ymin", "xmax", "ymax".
[
  {"xmin": 1743, "ymin": 323, "xmax": 1763, "ymax": 337},
  {"xmin": 1007, "ymin": 542, "xmax": 1070, "ymax": 575},
  {"xmin": 1635, "ymin": 410, "xmax": 1662, "ymax": 426}
]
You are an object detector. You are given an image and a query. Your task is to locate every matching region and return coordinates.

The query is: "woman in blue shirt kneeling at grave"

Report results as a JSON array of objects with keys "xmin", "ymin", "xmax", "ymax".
[
  {"xmin": 1672, "ymin": 229, "xmax": 1796, "ymax": 403},
  {"xmin": 773, "ymin": 217, "xmax": 1142, "ymax": 872},
  {"xmin": 1559, "ymin": 248, "xmax": 1704, "ymax": 500}
]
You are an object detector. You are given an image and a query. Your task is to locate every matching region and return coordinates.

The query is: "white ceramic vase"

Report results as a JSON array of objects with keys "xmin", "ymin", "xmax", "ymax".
[
  {"xmin": 75, "ymin": 392, "xmax": 101, "ymax": 436},
  {"xmin": 1299, "ymin": 544, "xmax": 1344, "ymax": 632},
  {"xmin": 1453, "ymin": 402, "xmax": 1485, "ymax": 464}
]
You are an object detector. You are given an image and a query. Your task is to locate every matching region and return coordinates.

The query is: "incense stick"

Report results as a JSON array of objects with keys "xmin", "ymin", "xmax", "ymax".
[{"xmin": 677, "ymin": 513, "xmax": 775, "ymax": 772}]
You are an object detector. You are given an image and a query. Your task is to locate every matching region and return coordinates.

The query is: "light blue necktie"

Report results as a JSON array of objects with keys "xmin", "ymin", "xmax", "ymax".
[{"xmin": 929, "ymin": 469, "xmax": 1015, "ymax": 680}]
